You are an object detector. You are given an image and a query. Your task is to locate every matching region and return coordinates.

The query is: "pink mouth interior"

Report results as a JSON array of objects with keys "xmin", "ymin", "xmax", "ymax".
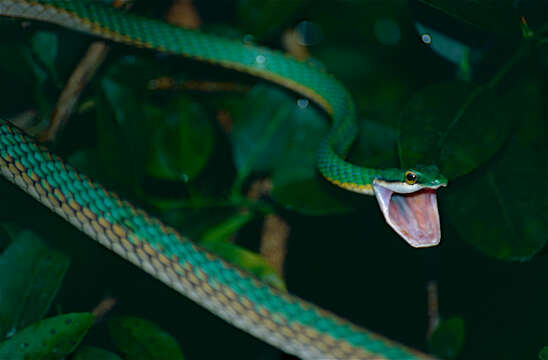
[{"xmin": 373, "ymin": 183, "xmax": 441, "ymax": 247}]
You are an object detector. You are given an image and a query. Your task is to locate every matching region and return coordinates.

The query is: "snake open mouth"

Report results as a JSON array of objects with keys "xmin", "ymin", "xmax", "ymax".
[{"xmin": 372, "ymin": 181, "xmax": 441, "ymax": 247}]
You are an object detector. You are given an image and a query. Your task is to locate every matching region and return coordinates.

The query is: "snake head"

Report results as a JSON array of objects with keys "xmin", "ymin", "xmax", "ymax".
[{"xmin": 372, "ymin": 165, "xmax": 447, "ymax": 248}]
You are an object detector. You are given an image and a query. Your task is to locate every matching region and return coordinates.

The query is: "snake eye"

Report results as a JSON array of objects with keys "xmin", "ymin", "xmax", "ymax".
[{"xmin": 405, "ymin": 171, "xmax": 417, "ymax": 185}]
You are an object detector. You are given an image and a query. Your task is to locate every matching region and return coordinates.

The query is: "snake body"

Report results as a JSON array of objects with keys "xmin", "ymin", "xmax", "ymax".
[{"xmin": 0, "ymin": 1, "xmax": 439, "ymax": 358}]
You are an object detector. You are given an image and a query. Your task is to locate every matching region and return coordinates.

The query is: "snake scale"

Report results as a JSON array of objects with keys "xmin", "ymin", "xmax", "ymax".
[{"xmin": 0, "ymin": 1, "xmax": 446, "ymax": 358}]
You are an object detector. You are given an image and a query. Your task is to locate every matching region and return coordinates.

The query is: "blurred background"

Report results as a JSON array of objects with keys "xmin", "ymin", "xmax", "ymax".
[{"xmin": 0, "ymin": 0, "xmax": 547, "ymax": 359}]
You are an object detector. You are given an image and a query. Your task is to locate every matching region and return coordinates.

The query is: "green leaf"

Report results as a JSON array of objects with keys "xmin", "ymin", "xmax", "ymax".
[
  {"xmin": 198, "ymin": 212, "xmax": 285, "ymax": 290},
  {"xmin": 201, "ymin": 212, "xmax": 254, "ymax": 243},
  {"xmin": 108, "ymin": 317, "xmax": 184, "ymax": 360},
  {"xmin": 230, "ymin": 85, "xmax": 296, "ymax": 176},
  {"xmin": 73, "ymin": 346, "xmax": 123, "ymax": 360},
  {"xmin": 443, "ymin": 77, "xmax": 547, "ymax": 260},
  {"xmin": 146, "ymin": 97, "xmax": 214, "ymax": 182},
  {"xmin": 539, "ymin": 346, "xmax": 548, "ymax": 360},
  {"xmin": 0, "ymin": 229, "xmax": 70, "ymax": 339},
  {"xmin": 428, "ymin": 317, "xmax": 465, "ymax": 359},
  {"xmin": 398, "ymin": 81, "xmax": 512, "ymax": 180},
  {"xmin": 270, "ymin": 105, "xmax": 352, "ymax": 215},
  {"xmin": 201, "ymin": 240, "xmax": 286, "ymax": 290},
  {"xmin": 230, "ymin": 84, "xmax": 350, "ymax": 214},
  {"xmin": 418, "ymin": 0, "xmax": 521, "ymax": 35},
  {"xmin": 29, "ymin": 31, "xmax": 58, "ymax": 79},
  {"xmin": 99, "ymin": 67, "xmax": 215, "ymax": 189},
  {"xmin": 0, "ymin": 313, "xmax": 94, "ymax": 360}
]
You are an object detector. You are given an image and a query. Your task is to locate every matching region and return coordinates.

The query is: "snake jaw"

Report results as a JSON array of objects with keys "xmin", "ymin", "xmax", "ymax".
[{"xmin": 372, "ymin": 180, "xmax": 442, "ymax": 248}]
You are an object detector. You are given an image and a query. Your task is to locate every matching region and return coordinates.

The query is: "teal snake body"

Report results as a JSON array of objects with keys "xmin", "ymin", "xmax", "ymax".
[{"xmin": 0, "ymin": 1, "xmax": 447, "ymax": 358}]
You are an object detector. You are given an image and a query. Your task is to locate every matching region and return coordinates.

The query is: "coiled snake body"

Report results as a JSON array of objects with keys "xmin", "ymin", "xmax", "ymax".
[{"xmin": 0, "ymin": 1, "xmax": 447, "ymax": 358}]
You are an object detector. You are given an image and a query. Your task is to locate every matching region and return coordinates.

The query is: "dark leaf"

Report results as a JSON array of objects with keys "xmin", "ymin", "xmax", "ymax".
[
  {"xmin": 109, "ymin": 317, "xmax": 184, "ymax": 360},
  {"xmin": 0, "ymin": 229, "xmax": 70, "ymax": 339},
  {"xmin": 230, "ymin": 84, "xmax": 297, "ymax": 175},
  {"xmin": 146, "ymin": 97, "xmax": 214, "ymax": 182},
  {"xmin": 399, "ymin": 81, "xmax": 512, "ymax": 180},
  {"xmin": 73, "ymin": 346, "xmax": 123, "ymax": 360},
  {"xmin": 230, "ymin": 84, "xmax": 351, "ymax": 214},
  {"xmin": 443, "ymin": 77, "xmax": 547, "ymax": 260},
  {"xmin": 428, "ymin": 317, "xmax": 465, "ymax": 359},
  {"xmin": 0, "ymin": 313, "xmax": 94, "ymax": 360}
]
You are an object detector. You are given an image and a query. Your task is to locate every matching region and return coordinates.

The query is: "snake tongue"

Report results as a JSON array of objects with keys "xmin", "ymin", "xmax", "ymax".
[{"xmin": 373, "ymin": 183, "xmax": 441, "ymax": 247}]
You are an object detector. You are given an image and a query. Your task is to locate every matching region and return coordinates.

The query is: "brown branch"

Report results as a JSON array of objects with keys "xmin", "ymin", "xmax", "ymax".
[
  {"xmin": 165, "ymin": 0, "xmax": 201, "ymax": 29},
  {"xmin": 282, "ymin": 28, "xmax": 310, "ymax": 60},
  {"xmin": 40, "ymin": 42, "xmax": 109, "ymax": 142},
  {"xmin": 39, "ymin": 0, "xmax": 132, "ymax": 142},
  {"xmin": 92, "ymin": 296, "xmax": 117, "ymax": 322},
  {"xmin": 259, "ymin": 213, "xmax": 290, "ymax": 277}
]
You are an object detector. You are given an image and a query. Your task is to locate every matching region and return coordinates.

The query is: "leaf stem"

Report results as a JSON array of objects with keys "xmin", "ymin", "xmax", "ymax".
[{"xmin": 486, "ymin": 42, "xmax": 530, "ymax": 89}]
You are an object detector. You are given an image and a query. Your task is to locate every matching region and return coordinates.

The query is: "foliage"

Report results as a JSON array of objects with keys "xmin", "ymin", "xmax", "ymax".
[
  {"xmin": 0, "ymin": 0, "xmax": 547, "ymax": 359},
  {"xmin": 427, "ymin": 317, "xmax": 465, "ymax": 359}
]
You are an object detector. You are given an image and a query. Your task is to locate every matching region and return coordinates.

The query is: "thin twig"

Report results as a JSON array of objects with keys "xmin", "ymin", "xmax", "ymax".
[
  {"xmin": 426, "ymin": 281, "xmax": 440, "ymax": 338},
  {"xmin": 40, "ymin": 0, "xmax": 132, "ymax": 141},
  {"xmin": 92, "ymin": 296, "xmax": 117, "ymax": 322},
  {"xmin": 40, "ymin": 42, "xmax": 109, "ymax": 142}
]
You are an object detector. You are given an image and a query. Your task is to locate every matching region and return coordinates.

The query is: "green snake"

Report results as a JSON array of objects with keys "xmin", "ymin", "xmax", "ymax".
[{"xmin": 0, "ymin": 1, "xmax": 448, "ymax": 358}]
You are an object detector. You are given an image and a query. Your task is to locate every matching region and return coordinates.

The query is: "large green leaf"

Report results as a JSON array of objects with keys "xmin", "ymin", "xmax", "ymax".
[
  {"xmin": 108, "ymin": 317, "xmax": 184, "ymax": 360},
  {"xmin": 230, "ymin": 85, "xmax": 297, "ymax": 176},
  {"xmin": 0, "ymin": 229, "xmax": 70, "ymax": 339},
  {"xmin": 0, "ymin": 313, "xmax": 94, "ymax": 360},
  {"xmin": 428, "ymin": 317, "xmax": 465, "ymax": 360},
  {"xmin": 398, "ymin": 81, "xmax": 512, "ymax": 180},
  {"xmin": 540, "ymin": 347, "xmax": 548, "ymax": 360},
  {"xmin": 230, "ymin": 84, "xmax": 351, "ymax": 214},
  {"xmin": 146, "ymin": 97, "xmax": 213, "ymax": 182},
  {"xmin": 443, "ymin": 77, "xmax": 547, "ymax": 260},
  {"xmin": 99, "ymin": 72, "xmax": 214, "ymax": 188}
]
